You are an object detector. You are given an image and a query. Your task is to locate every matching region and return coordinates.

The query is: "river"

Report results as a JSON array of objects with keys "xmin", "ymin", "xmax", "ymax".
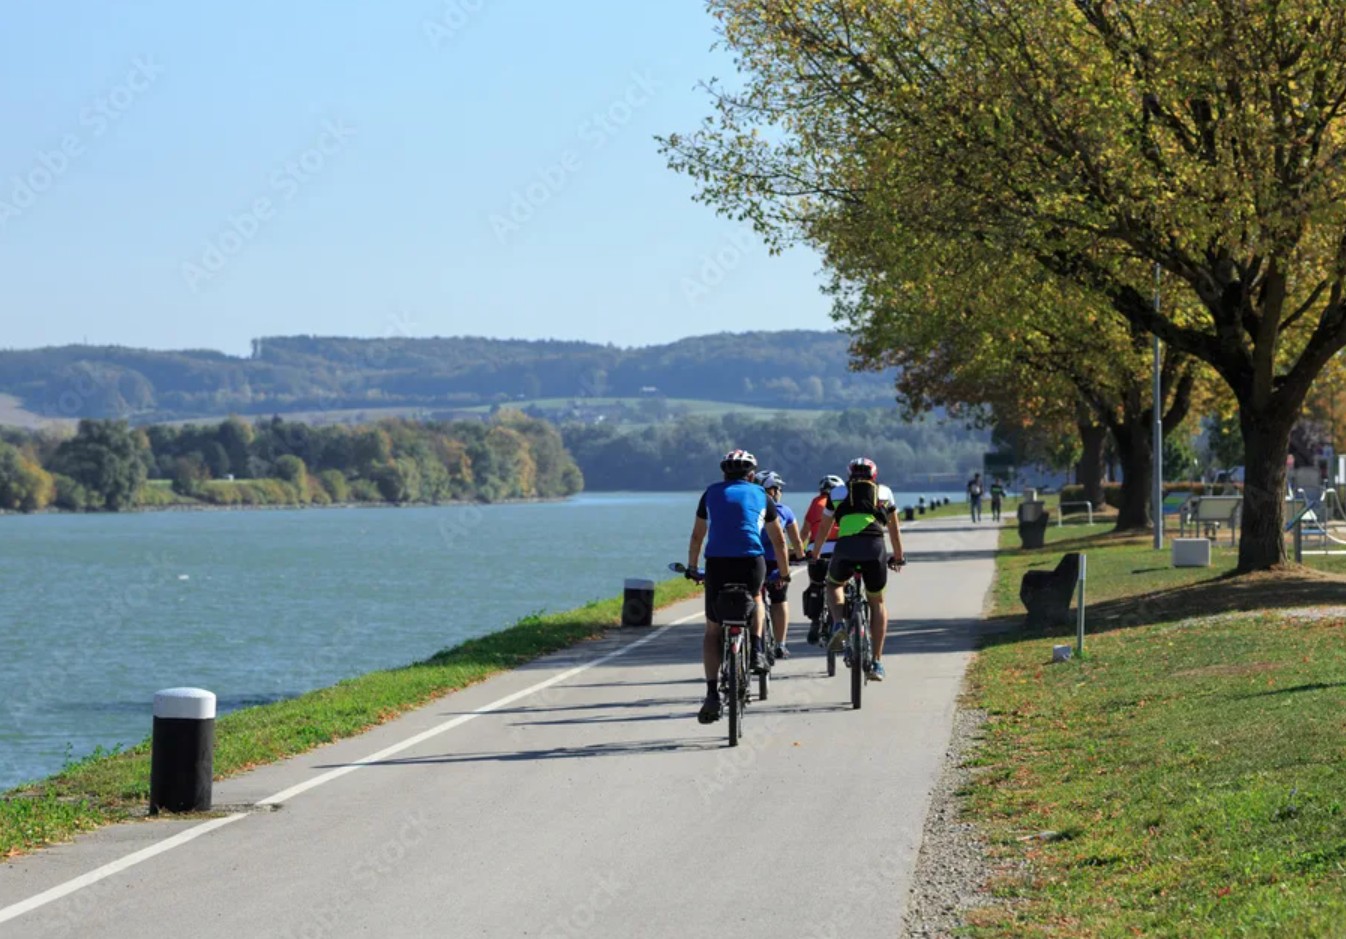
[{"xmin": 0, "ymin": 489, "xmax": 959, "ymax": 790}]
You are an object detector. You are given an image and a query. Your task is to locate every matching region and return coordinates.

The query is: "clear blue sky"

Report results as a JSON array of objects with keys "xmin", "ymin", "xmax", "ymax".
[{"xmin": 0, "ymin": 1, "xmax": 833, "ymax": 356}]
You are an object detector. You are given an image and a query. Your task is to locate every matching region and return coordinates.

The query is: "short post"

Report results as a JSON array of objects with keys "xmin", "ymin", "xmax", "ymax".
[
  {"xmin": 150, "ymin": 687, "xmax": 216, "ymax": 815},
  {"xmin": 621, "ymin": 578, "xmax": 655, "ymax": 626},
  {"xmin": 1075, "ymin": 553, "xmax": 1087, "ymax": 658},
  {"xmin": 1294, "ymin": 518, "xmax": 1304, "ymax": 563}
]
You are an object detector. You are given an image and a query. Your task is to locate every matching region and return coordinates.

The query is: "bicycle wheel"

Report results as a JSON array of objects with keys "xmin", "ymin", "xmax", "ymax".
[
  {"xmin": 850, "ymin": 609, "xmax": 864, "ymax": 710},
  {"xmin": 727, "ymin": 639, "xmax": 741, "ymax": 747}
]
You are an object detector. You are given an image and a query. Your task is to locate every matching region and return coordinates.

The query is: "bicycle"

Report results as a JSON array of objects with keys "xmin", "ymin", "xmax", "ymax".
[
  {"xmin": 833, "ymin": 557, "xmax": 905, "ymax": 710},
  {"xmin": 756, "ymin": 567, "xmax": 788, "ymax": 702},
  {"xmin": 804, "ymin": 558, "xmax": 838, "ymax": 677},
  {"xmin": 670, "ymin": 562, "xmax": 754, "ymax": 746},
  {"xmin": 841, "ymin": 571, "xmax": 871, "ymax": 710}
]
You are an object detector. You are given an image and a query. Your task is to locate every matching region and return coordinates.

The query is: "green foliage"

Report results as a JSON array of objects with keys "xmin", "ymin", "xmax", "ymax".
[
  {"xmin": 318, "ymin": 469, "xmax": 349, "ymax": 503},
  {"xmin": 0, "ymin": 412, "xmax": 585, "ymax": 511},
  {"xmin": 563, "ymin": 408, "xmax": 987, "ymax": 490},
  {"xmin": 50, "ymin": 473, "xmax": 90, "ymax": 511},
  {"xmin": 0, "ymin": 440, "xmax": 54, "ymax": 511},
  {"xmin": 48, "ymin": 420, "xmax": 147, "ymax": 510},
  {"xmin": 0, "ymin": 331, "xmax": 895, "ymax": 421}
]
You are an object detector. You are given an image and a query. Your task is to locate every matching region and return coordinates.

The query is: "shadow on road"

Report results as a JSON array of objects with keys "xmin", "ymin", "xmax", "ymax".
[{"xmin": 316, "ymin": 737, "xmax": 721, "ymax": 767}]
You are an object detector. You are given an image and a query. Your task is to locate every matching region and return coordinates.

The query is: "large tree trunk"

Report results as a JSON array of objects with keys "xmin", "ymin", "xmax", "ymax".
[
  {"xmin": 1111, "ymin": 422, "xmax": 1152, "ymax": 531},
  {"xmin": 1076, "ymin": 418, "xmax": 1107, "ymax": 509},
  {"xmin": 1237, "ymin": 409, "xmax": 1293, "ymax": 570}
]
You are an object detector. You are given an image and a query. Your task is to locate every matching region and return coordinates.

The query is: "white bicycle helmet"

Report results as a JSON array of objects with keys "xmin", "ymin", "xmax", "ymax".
[
  {"xmin": 720, "ymin": 449, "xmax": 758, "ymax": 473},
  {"xmin": 758, "ymin": 471, "xmax": 785, "ymax": 491},
  {"xmin": 819, "ymin": 474, "xmax": 844, "ymax": 492}
]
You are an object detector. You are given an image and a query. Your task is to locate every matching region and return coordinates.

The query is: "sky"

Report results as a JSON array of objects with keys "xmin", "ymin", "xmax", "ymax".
[{"xmin": 0, "ymin": 1, "xmax": 834, "ymax": 357}]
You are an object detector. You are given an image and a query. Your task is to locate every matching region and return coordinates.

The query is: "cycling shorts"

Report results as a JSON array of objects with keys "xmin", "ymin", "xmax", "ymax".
[
  {"xmin": 825, "ymin": 536, "xmax": 888, "ymax": 595},
  {"xmin": 703, "ymin": 556, "xmax": 766, "ymax": 623},
  {"xmin": 763, "ymin": 559, "xmax": 789, "ymax": 605}
]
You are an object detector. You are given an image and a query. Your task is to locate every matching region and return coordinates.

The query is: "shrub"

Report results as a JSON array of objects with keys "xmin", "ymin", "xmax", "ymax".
[
  {"xmin": 51, "ymin": 474, "xmax": 90, "ymax": 511},
  {"xmin": 318, "ymin": 469, "xmax": 349, "ymax": 503},
  {"xmin": 348, "ymin": 478, "xmax": 382, "ymax": 502}
]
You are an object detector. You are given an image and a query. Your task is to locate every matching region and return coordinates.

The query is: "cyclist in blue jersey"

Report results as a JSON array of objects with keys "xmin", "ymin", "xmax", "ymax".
[
  {"xmin": 756, "ymin": 471, "xmax": 805, "ymax": 659},
  {"xmin": 687, "ymin": 449, "xmax": 791, "ymax": 724}
]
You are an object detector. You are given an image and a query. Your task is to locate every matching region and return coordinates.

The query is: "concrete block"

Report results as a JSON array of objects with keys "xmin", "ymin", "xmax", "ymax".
[{"xmin": 1172, "ymin": 538, "xmax": 1211, "ymax": 568}]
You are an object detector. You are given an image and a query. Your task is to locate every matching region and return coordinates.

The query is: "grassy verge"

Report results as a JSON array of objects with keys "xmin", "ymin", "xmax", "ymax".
[
  {"xmin": 1, "ymin": 577, "xmax": 702, "ymax": 858},
  {"xmin": 964, "ymin": 524, "xmax": 1346, "ymax": 936}
]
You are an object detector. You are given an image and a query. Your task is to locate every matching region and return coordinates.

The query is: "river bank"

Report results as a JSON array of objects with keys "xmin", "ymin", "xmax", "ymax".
[{"xmin": 0, "ymin": 575, "xmax": 702, "ymax": 857}]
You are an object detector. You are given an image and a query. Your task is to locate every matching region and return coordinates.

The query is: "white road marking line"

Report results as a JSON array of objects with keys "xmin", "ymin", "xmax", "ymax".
[{"xmin": 0, "ymin": 610, "xmax": 703, "ymax": 926}]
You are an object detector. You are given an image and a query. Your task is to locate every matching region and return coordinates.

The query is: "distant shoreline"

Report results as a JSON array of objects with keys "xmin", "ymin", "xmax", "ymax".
[{"xmin": 0, "ymin": 494, "xmax": 575, "ymax": 518}]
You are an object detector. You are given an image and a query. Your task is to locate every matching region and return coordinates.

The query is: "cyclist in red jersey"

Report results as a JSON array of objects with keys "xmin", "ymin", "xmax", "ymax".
[{"xmin": 801, "ymin": 474, "xmax": 843, "ymax": 644}]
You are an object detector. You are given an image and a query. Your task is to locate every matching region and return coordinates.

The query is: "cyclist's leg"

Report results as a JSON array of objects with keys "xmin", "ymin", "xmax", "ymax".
[
  {"xmin": 758, "ymin": 559, "xmax": 778, "ymax": 644},
  {"xmin": 857, "ymin": 544, "xmax": 890, "ymax": 668},
  {"xmin": 824, "ymin": 548, "xmax": 848, "ymax": 624},
  {"xmin": 701, "ymin": 561, "xmax": 728, "ymax": 699}
]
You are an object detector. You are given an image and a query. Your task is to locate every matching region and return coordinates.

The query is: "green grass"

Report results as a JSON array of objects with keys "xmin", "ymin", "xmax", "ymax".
[
  {"xmin": 0, "ymin": 577, "xmax": 702, "ymax": 858},
  {"xmin": 965, "ymin": 525, "xmax": 1346, "ymax": 937}
]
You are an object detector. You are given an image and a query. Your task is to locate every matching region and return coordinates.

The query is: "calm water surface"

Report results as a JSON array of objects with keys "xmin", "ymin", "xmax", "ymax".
[{"xmin": 0, "ymin": 489, "xmax": 954, "ymax": 789}]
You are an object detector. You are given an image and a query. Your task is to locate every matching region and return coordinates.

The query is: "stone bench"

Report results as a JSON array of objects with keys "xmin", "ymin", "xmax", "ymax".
[{"xmin": 1020, "ymin": 552, "xmax": 1081, "ymax": 628}]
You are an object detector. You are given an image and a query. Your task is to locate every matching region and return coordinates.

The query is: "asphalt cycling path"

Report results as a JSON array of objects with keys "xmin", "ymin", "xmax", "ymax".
[{"xmin": 0, "ymin": 516, "xmax": 999, "ymax": 938}]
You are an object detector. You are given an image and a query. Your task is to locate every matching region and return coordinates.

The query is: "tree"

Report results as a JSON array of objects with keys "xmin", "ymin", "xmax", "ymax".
[
  {"xmin": 0, "ymin": 441, "xmax": 55, "ymax": 511},
  {"xmin": 664, "ymin": 1, "xmax": 1346, "ymax": 570},
  {"xmin": 48, "ymin": 420, "xmax": 147, "ymax": 510}
]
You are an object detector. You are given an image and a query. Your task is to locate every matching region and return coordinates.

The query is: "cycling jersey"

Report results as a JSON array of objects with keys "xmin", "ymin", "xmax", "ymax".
[
  {"xmin": 697, "ymin": 479, "xmax": 778, "ymax": 557},
  {"xmin": 825, "ymin": 482, "xmax": 897, "ymax": 539},
  {"xmin": 761, "ymin": 499, "xmax": 796, "ymax": 563},
  {"xmin": 803, "ymin": 494, "xmax": 837, "ymax": 551}
]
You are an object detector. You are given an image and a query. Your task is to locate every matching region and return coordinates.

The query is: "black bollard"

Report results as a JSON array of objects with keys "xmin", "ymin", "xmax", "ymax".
[
  {"xmin": 149, "ymin": 687, "xmax": 216, "ymax": 815},
  {"xmin": 621, "ymin": 578, "xmax": 655, "ymax": 626}
]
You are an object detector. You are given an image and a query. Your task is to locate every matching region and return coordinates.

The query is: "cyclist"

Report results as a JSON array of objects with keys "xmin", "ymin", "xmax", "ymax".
[
  {"xmin": 756, "ymin": 471, "xmax": 805, "ymax": 659},
  {"xmin": 687, "ymin": 449, "xmax": 791, "ymax": 723},
  {"xmin": 801, "ymin": 474, "xmax": 844, "ymax": 645},
  {"xmin": 809, "ymin": 457, "xmax": 906, "ymax": 681}
]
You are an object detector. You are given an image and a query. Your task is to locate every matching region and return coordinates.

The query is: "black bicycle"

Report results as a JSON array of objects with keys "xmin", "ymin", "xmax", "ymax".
[
  {"xmin": 756, "ymin": 567, "xmax": 787, "ymax": 701},
  {"xmin": 841, "ymin": 570, "xmax": 871, "ymax": 710},
  {"xmin": 671, "ymin": 562, "xmax": 753, "ymax": 746},
  {"xmin": 834, "ymin": 557, "xmax": 905, "ymax": 709}
]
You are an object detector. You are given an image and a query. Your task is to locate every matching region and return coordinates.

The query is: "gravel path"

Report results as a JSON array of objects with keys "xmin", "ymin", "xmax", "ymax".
[{"xmin": 900, "ymin": 704, "xmax": 996, "ymax": 938}]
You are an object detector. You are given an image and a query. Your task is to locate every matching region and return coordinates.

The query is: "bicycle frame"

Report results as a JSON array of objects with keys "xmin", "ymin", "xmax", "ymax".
[
  {"xmin": 843, "ymin": 571, "xmax": 872, "ymax": 710},
  {"xmin": 718, "ymin": 598, "xmax": 753, "ymax": 747}
]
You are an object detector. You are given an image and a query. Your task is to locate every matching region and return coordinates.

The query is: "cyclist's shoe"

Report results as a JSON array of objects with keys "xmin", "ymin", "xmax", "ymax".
[
  {"xmin": 751, "ymin": 649, "xmax": 770, "ymax": 675},
  {"xmin": 775, "ymin": 643, "xmax": 791, "ymax": 660},
  {"xmin": 806, "ymin": 622, "xmax": 821, "ymax": 646},
  {"xmin": 826, "ymin": 623, "xmax": 848, "ymax": 652},
  {"xmin": 697, "ymin": 695, "xmax": 722, "ymax": 724},
  {"xmin": 843, "ymin": 647, "xmax": 854, "ymax": 670},
  {"xmin": 869, "ymin": 660, "xmax": 886, "ymax": 681}
]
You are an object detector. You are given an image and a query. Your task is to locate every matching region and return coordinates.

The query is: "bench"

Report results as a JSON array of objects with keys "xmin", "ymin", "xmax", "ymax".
[
  {"xmin": 1180, "ymin": 495, "xmax": 1242, "ymax": 545},
  {"xmin": 1020, "ymin": 553, "xmax": 1081, "ymax": 628}
]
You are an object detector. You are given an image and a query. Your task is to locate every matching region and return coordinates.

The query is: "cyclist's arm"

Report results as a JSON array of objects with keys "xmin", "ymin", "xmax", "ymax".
[
  {"xmin": 786, "ymin": 519, "xmax": 805, "ymax": 559},
  {"xmin": 765, "ymin": 518, "xmax": 790, "ymax": 573},
  {"xmin": 810, "ymin": 516, "xmax": 837, "ymax": 561},
  {"xmin": 886, "ymin": 512, "xmax": 906, "ymax": 566},
  {"xmin": 688, "ymin": 515, "xmax": 708, "ymax": 571}
]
